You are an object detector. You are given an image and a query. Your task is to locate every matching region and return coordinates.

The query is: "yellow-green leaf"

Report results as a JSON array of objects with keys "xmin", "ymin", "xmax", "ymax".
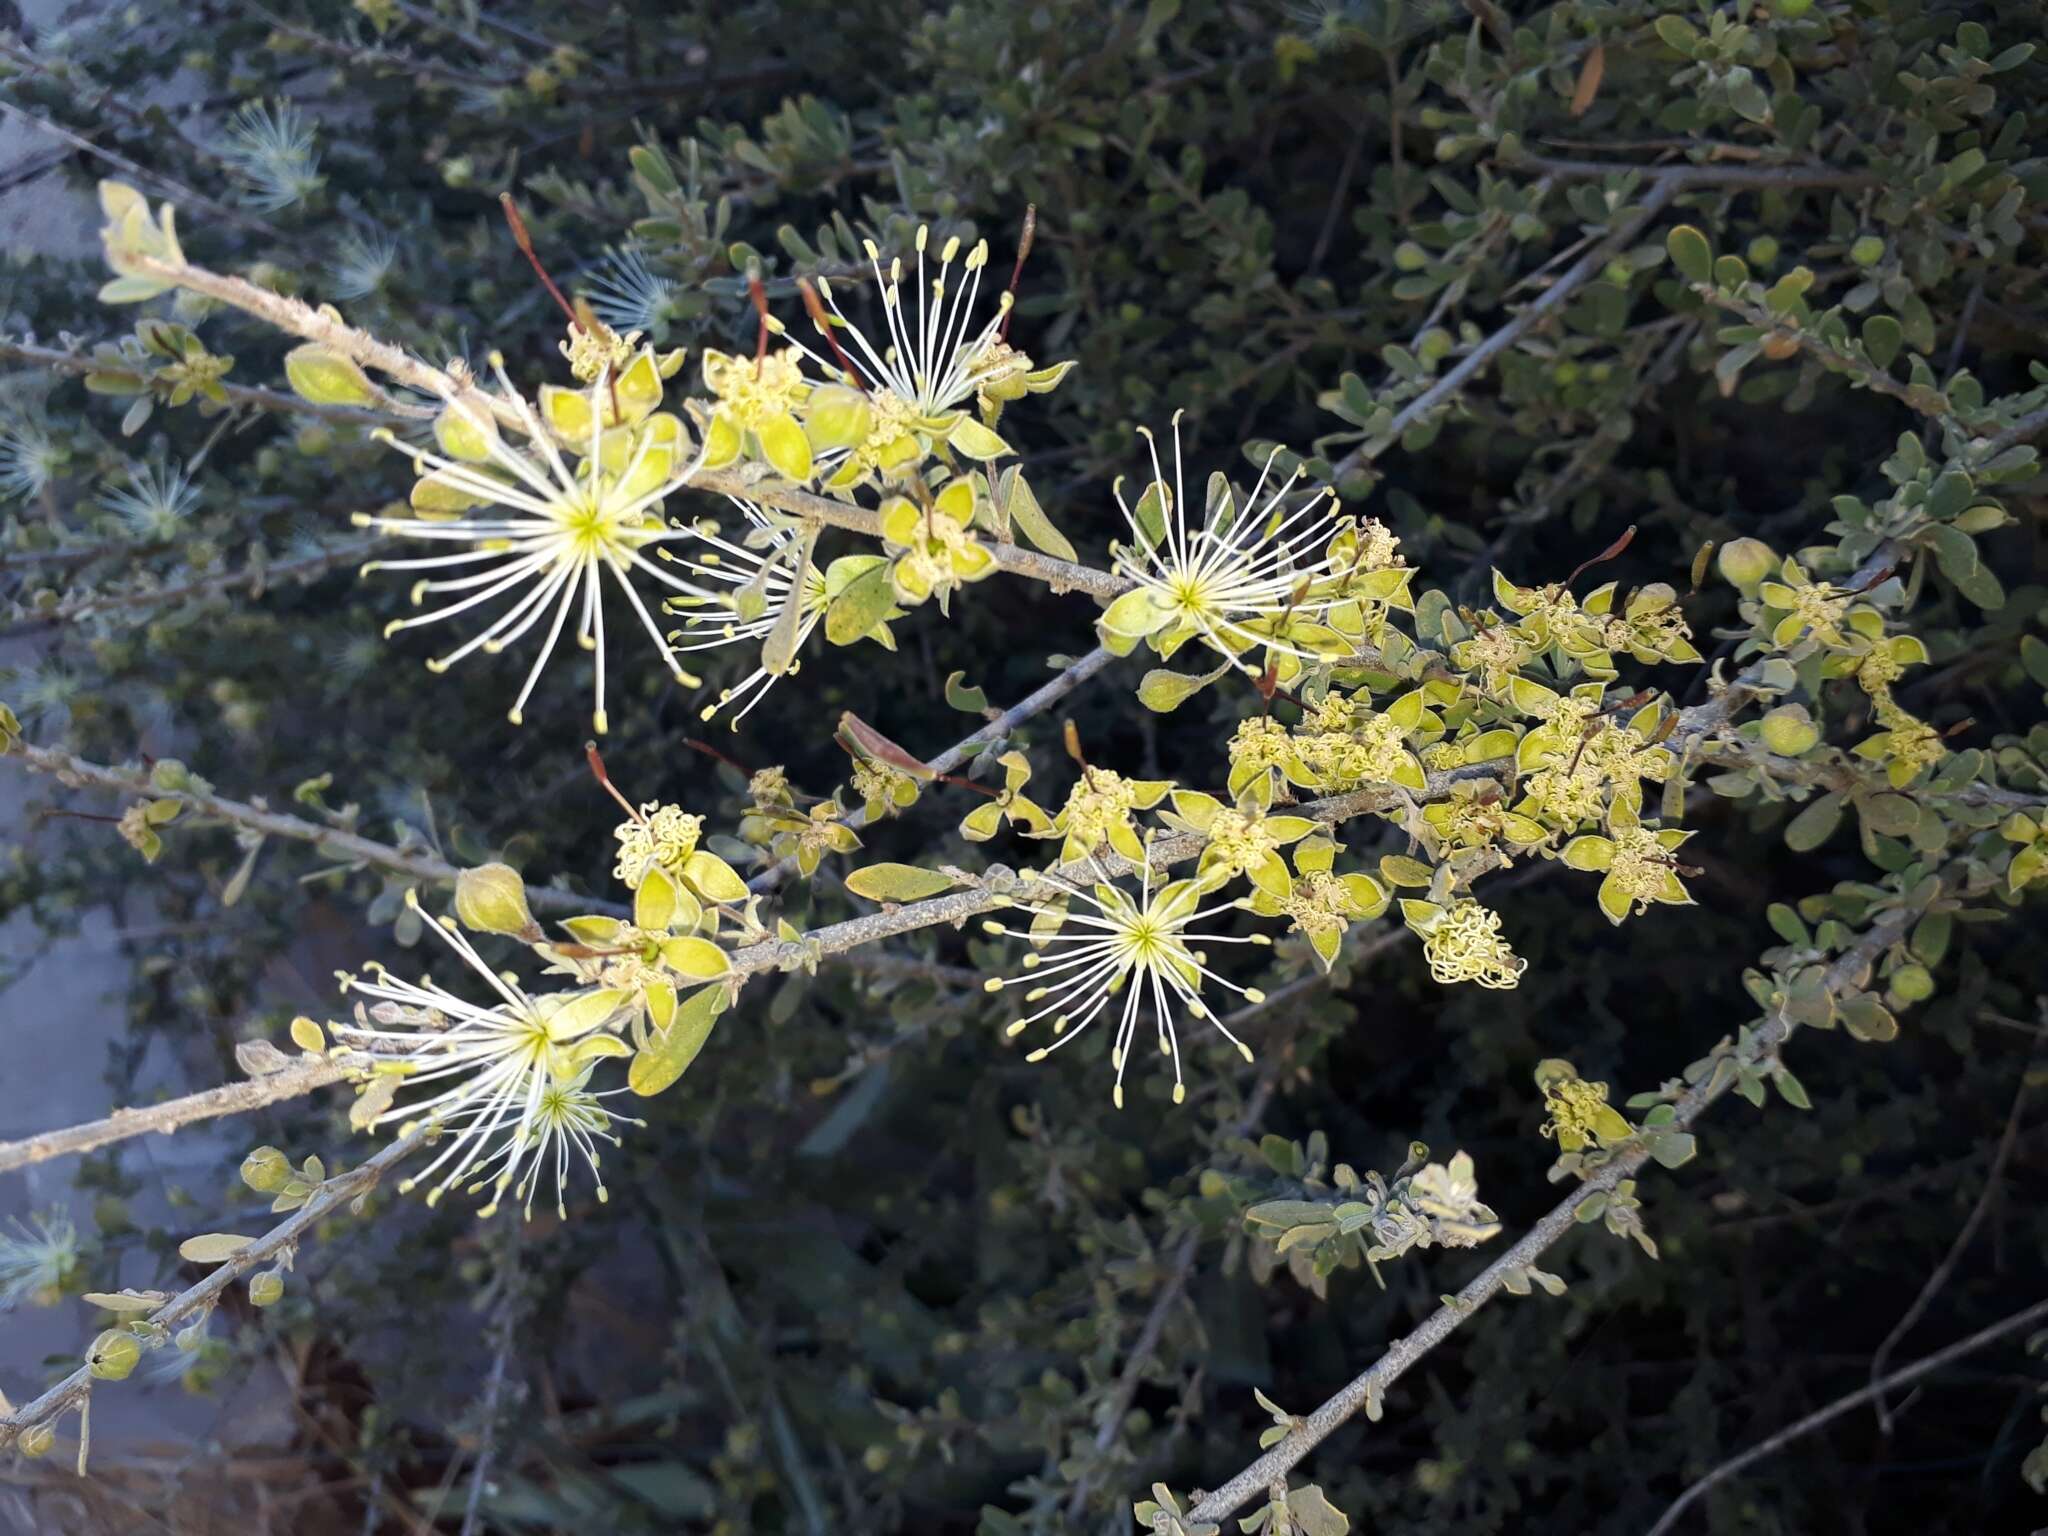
[
  {"xmin": 844, "ymin": 863, "xmax": 960, "ymax": 902},
  {"xmin": 284, "ymin": 345, "xmax": 376, "ymax": 408},
  {"xmin": 178, "ymin": 1233, "xmax": 254, "ymax": 1265},
  {"xmin": 629, "ymin": 984, "xmax": 726, "ymax": 1096}
]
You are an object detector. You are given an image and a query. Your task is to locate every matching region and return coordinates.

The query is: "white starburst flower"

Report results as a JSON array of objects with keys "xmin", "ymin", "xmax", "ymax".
[
  {"xmin": 583, "ymin": 245, "xmax": 685, "ymax": 340},
  {"xmin": 1100, "ymin": 413, "xmax": 1346, "ymax": 672},
  {"xmin": 661, "ymin": 497, "xmax": 826, "ymax": 727},
  {"xmin": 334, "ymin": 893, "xmax": 639, "ymax": 1217},
  {"xmin": 0, "ymin": 422, "xmax": 63, "ymax": 501},
  {"xmin": 0, "ymin": 1210, "xmax": 79, "ymax": 1310},
  {"xmin": 980, "ymin": 859, "xmax": 1274, "ymax": 1107},
  {"xmin": 427, "ymin": 1069, "xmax": 640, "ymax": 1221},
  {"xmin": 100, "ymin": 454, "xmax": 200, "ymax": 540},
  {"xmin": 329, "ymin": 227, "xmax": 399, "ymax": 300},
  {"xmin": 798, "ymin": 225, "xmax": 1009, "ymax": 417},
  {"xmin": 356, "ymin": 353, "xmax": 709, "ymax": 734},
  {"xmin": 219, "ymin": 98, "xmax": 325, "ymax": 211}
]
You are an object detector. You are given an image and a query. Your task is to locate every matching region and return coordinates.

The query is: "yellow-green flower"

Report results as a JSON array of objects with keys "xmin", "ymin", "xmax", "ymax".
[
  {"xmin": 358, "ymin": 351, "xmax": 705, "ymax": 735},
  {"xmin": 1560, "ymin": 820, "xmax": 1696, "ymax": 924},
  {"xmin": 2001, "ymin": 812, "xmax": 2048, "ymax": 893},
  {"xmin": 980, "ymin": 865, "xmax": 1275, "ymax": 1107},
  {"xmin": 960, "ymin": 750, "xmax": 1053, "ymax": 842},
  {"xmin": 1402, "ymin": 897, "xmax": 1527, "ymax": 989},
  {"xmin": 1160, "ymin": 789, "xmax": 1318, "ymax": 900},
  {"xmin": 1226, "ymin": 714, "xmax": 1313, "ymax": 807},
  {"xmin": 1420, "ymin": 783, "xmax": 1549, "ymax": 856},
  {"xmin": 1534, "ymin": 1058, "xmax": 1633, "ymax": 1152},
  {"xmin": 1757, "ymin": 556, "xmax": 1860, "ymax": 649},
  {"xmin": 1039, "ymin": 765, "xmax": 1171, "ymax": 865},
  {"xmin": 661, "ymin": 499, "xmax": 868, "ymax": 728},
  {"xmin": 1242, "ymin": 837, "xmax": 1390, "ymax": 969},
  {"xmin": 1099, "ymin": 415, "xmax": 1350, "ymax": 674},
  {"xmin": 697, "ymin": 346, "xmax": 815, "ymax": 482},
  {"xmin": 877, "ymin": 482, "xmax": 998, "ymax": 609}
]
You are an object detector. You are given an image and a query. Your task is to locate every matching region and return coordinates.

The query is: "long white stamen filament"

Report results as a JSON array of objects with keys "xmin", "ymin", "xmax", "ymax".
[
  {"xmin": 986, "ymin": 871, "xmax": 1269, "ymax": 1103},
  {"xmin": 363, "ymin": 354, "xmax": 710, "ymax": 732}
]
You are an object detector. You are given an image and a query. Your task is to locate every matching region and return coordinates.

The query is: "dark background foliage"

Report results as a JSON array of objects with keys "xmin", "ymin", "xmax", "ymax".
[{"xmin": 1, "ymin": 1, "xmax": 2045, "ymax": 1532}]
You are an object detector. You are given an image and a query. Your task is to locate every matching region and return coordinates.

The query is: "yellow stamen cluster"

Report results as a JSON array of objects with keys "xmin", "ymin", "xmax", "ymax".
[
  {"xmin": 1060, "ymin": 768, "xmax": 1142, "ymax": 854},
  {"xmin": 612, "ymin": 801, "xmax": 703, "ymax": 889},
  {"xmin": 1281, "ymin": 871, "xmax": 1352, "ymax": 938},
  {"xmin": 1789, "ymin": 581, "xmax": 1850, "ymax": 643},
  {"xmin": 1201, "ymin": 807, "xmax": 1280, "ymax": 882},
  {"xmin": 1230, "ymin": 715, "xmax": 1295, "ymax": 775},
  {"xmin": 1605, "ymin": 597, "xmax": 1693, "ymax": 659},
  {"xmin": 1605, "ymin": 825, "xmax": 1676, "ymax": 915},
  {"xmin": 1293, "ymin": 708, "xmax": 1410, "ymax": 791},
  {"xmin": 1421, "ymin": 899, "xmax": 1526, "ymax": 989},
  {"xmin": 965, "ymin": 338, "xmax": 1034, "ymax": 411},
  {"xmin": 852, "ymin": 758, "xmax": 917, "ymax": 807},
  {"xmin": 704, "ymin": 349, "xmax": 810, "ymax": 429},
  {"xmin": 1461, "ymin": 624, "xmax": 1529, "ymax": 691},
  {"xmin": 560, "ymin": 319, "xmax": 641, "ymax": 383},
  {"xmin": 1348, "ymin": 519, "xmax": 1402, "ymax": 572},
  {"xmin": 1857, "ymin": 648, "xmax": 1903, "ymax": 692},
  {"xmin": 1541, "ymin": 1075, "xmax": 1622, "ymax": 1145}
]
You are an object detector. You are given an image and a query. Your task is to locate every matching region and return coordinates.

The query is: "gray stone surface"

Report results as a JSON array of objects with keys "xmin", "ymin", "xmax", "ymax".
[{"xmin": 1, "ymin": 9, "xmax": 301, "ymax": 1528}]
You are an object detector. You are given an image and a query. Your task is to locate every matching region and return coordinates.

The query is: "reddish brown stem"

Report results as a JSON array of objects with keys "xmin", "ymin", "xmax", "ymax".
[
  {"xmin": 749, "ymin": 272, "xmax": 771, "ymax": 377},
  {"xmin": 999, "ymin": 204, "xmax": 1037, "ymax": 342},
  {"xmin": 798, "ymin": 278, "xmax": 869, "ymax": 391},
  {"xmin": 500, "ymin": 193, "xmax": 581, "ymax": 332}
]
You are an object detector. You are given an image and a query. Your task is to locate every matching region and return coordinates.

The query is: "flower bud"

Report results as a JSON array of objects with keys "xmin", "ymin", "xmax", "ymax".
[
  {"xmin": 804, "ymin": 384, "xmax": 874, "ymax": 453},
  {"xmin": 454, "ymin": 862, "xmax": 540, "ymax": 941},
  {"xmin": 240, "ymin": 1145, "xmax": 291, "ymax": 1194},
  {"xmin": 88, "ymin": 1329, "xmax": 142, "ymax": 1381},
  {"xmin": 282, "ymin": 344, "xmax": 375, "ymax": 411},
  {"xmin": 1889, "ymin": 962, "xmax": 1934, "ymax": 1002},
  {"xmin": 1759, "ymin": 705, "xmax": 1820, "ymax": 757},
  {"xmin": 19, "ymin": 1422, "xmax": 55, "ymax": 1458},
  {"xmin": 1717, "ymin": 537, "xmax": 1776, "ymax": 592},
  {"xmin": 248, "ymin": 1270, "xmax": 285, "ymax": 1308}
]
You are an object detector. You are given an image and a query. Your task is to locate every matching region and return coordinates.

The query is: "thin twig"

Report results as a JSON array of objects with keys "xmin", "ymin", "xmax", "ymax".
[
  {"xmin": 7, "ymin": 739, "xmax": 628, "ymax": 918},
  {"xmin": 1330, "ymin": 177, "xmax": 1682, "ymax": 478},
  {"xmin": 747, "ymin": 644, "xmax": 1123, "ymax": 894},
  {"xmin": 0, "ymin": 1123, "xmax": 430, "ymax": 1450},
  {"xmin": 1182, "ymin": 900, "xmax": 1928, "ymax": 1526},
  {"xmin": 1867, "ymin": 1056, "xmax": 2034, "ymax": 1432},
  {"xmin": 0, "ymin": 1056, "xmax": 355, "ymax": 1175},
  {"xmin": 1, "ymin": 537, "xmax": 379, "ymax": 640},
  {"xmin": 0, "ymin": 338, "xmax": 411, "ymax": 426},
  {"xmin": 1511, "ymin": 155, "xmax": 1875, "ymax": 189},
  {"xmin": 458, "ymin": 1221, "xmax": 525, "ymax": 1536},
  {"xmin": 0, "ymin": 99, "xmax": 286, "ymax": 243},
  {"xmin": 1642, "ymin": 1297, "xmax": 2048, "ymax": 1536}
]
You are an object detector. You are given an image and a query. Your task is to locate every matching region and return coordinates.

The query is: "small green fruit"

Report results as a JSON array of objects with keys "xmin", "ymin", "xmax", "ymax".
[
  {"xmin": 1717, "ymin": 537, "xmax": 1777, "ymax": 591},
  {"xmin": 454, "ymin": 862, "xmax": 539, "ymax": 941},
  {"xmin": 1889, "ymin": 963, "xmax": 1934, "ymax": 1002},
  {"xmin": 1849, "ymin": 235, "xmax": 1885, "ymax": 268},
  {"xmin": 240, "ymin": 1145, "xmax": 291, "ymax": 1194},
  {"xmin": 248, "ymin": 1271, "xmax": 285, "ymax": 1308},
  {"xmin": 1759, "ymin": 706, "xmax": 1820, "ymax": 756},
  {"xmin": 88, "ymin": 1329, "xmax": 142, "ymax": 1381}
]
